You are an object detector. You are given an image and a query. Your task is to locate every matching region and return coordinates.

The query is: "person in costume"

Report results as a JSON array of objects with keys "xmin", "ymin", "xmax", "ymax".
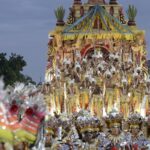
[
  {"xmin": 86, "ymin": 61, "xmax": 94, "ymax": 78},
  {"xmin": 75, "ymin": 110, "xmax": 104, "ymax": 150},
  {"xmin": 96, "ymin": 61, "xmax": 105, "ymax": 88},
  {"xmin": 44, "ymin": 116, "xmax": 59, "ymax": 149},
  {"xmin": 51, "ymin": 113, "xmax": 75, "ymax": 150},
  {"xmin": 104, "ymin": 69, "xmax": 115, "ymax": 114},
  {"xmin": 81, "ymin": 57, "xmax": 87, "ymax": 73},
  {"xmin": 54, "ymin": 73, "xmax": 64, "ymax": 114},
  {"xmin": 73, "ymin": 63, "xmax": 82, "ymax": 84},
  {"xmin": 91, "ymin": 52, "xmax": 98, "ymax": 67},
  {"xmin": 45, "ymin": 81, "xmax": 56, "ymax": 114},
  {"xmin": 125, "ymin": 57, "xmax": 134, "ymax": 87},
  {"xmin": 79, "ymin": 74, "xmax": 90, "ymax": 110},
  {"xmin": 127, "ymin": 113, "xmax": 150, "ymax": 149},
  {"xmin": 89, "ymin": 78, "xmax": 103, "ymax": 118},
  {"xmin": 113, "ymin": 52, "xmax": 121, "ymax": 68},
  {"xmin": 104, "ymin": 109, "xmax": 131, "ymax": 149},
  {"xmin": 119, "ymin": 76, "xmax": 131, "ymax": 118},
  {"xmin": 67, "ymin": 79, "xmax": 80, "ymax": 114},
  {"xmin": 62, "ymin": 58, "xmax": 72, "ymax": 81},
  {"xmin": 75, "ymin": 50, "xmax": 81, "ymax": 66},
  {"xmin": 110, "ymin": 64, "xmax": 121, "ymax": 112},
  {"xmin": 131, "ymin": 69, "xmax": 144, "ymax": 114}
]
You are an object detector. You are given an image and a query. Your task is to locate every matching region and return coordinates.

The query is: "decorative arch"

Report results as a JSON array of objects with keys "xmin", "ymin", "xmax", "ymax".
[{"xmin": 80, "ymin": 44, "xmax": 110, "ymax": 60}]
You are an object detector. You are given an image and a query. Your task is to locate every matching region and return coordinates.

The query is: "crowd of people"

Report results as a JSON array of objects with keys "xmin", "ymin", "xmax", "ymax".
[
  {"xmin": 1, "ymin": 47, "xmax": 150, "ymax": 149},
  {"xmin": 0, "ymin": 75, "xmax": 149, "ymax": 149},
  {"xmin": 45, "ymin": 109, "xmax": 150, "ymax": 149},
  {"xmin": 45, "ymin": 49, "xmax": 150, "ymax": 118},
  {"xmin": 43, "ymin": 47, "xmax": 150, "ymax": 149}
]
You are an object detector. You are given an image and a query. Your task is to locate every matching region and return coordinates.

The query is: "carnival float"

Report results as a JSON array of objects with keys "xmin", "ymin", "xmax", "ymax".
[
  {"xmin": 45, "ymin": 0, "xmax": 148, "ymax": 117},
  {"xmin": 44, "ymin": 0, "xmax": 150, "ymax": 149},
  {"xmin": 0, "ymin": 0, "xmax": 150, "ymax": 149}
]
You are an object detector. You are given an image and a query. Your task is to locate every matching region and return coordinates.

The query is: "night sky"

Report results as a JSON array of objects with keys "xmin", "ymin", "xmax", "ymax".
[{"xmin": 0, "ymin": 0, "xmax": 149, "ymax": 82}]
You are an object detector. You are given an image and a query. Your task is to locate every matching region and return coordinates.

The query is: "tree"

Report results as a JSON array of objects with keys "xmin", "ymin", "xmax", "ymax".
[{"xmin": 0, "ymin": 53, "xmax": 36, "ymax": 86}]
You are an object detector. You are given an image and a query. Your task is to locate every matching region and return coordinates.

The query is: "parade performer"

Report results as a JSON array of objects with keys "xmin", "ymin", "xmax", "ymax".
[
  {"xmin": 67, "ymin": 79, "xmax": 80, "ymax": 114},
  {"xmin": 45, "ymin": 115, "xmax": 59, "ymax": 149},
  {"xmin": 104, "ymin": 109, "xmax": 131, "ymax": 149},
  {"xmin": 89, "ymin": 78, "xmax": 103, "ymax": 118},
  {"xmin": 74, "ymin": 63, "xmax": 82, "ymax": 83},
  {"xmin": 104, "ymin": 69, "xmax": 115, "ymax": 113},
  {"xmin": 75, "ymin": 110, "xmax": 104, "ymax": 149},
  {"xmin": 79, "ymin": 74, "xmax": 90, "ymax": 109},
  {"xmin": 51, "ymin": 113, "xmax": 76, "ymax": 150},
  {"xmin": 131, "ymin": 69, "xmax": 143, "ymax": 113},
  {"xmin": 54, "ymin": 74, "xmax": 64, "ymax": 114},
  {"xmin": 127, "ymin": 113, "xmax": 150, "ymax": 149},
  {"xmin": 120, "ymin": 76, "xmax": 130, "ymax": 118}
]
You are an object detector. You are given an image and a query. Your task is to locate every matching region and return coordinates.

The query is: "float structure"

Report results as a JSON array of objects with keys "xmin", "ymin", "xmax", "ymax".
[{"xmin": 45, "ymin": 0, "xmax": 148, "ymax": 118}]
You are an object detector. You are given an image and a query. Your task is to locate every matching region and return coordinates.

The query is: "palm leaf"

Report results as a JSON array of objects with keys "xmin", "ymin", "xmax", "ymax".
[
  {"xmin": 126, "ymin": 5, "xmax": 137, "ymax": 21},
  {"xmin": 54, "ymin": 6, "xmax": 65, "ymax": 21}
]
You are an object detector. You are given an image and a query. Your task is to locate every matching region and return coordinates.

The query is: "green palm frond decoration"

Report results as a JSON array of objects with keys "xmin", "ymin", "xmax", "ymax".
[
  {"xmin": 126, "ymin": 5, "xmax": 137, "ymax": 21},
  {"xmin": 54, "ymin": 6, "xmax": 65, "ymax": 21}
]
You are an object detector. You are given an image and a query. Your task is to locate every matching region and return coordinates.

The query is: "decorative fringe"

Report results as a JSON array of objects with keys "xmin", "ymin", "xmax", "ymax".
[{"xmin": 63, "ymin": 32, "xmax": 134, "ymax": 41}]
